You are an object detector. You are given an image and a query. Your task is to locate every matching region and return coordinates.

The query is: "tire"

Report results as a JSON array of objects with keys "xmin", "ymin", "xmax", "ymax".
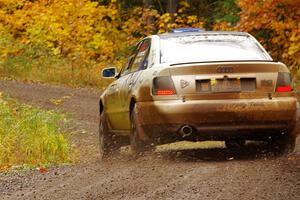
[
  {"xmin": 225, "ymin": 139, "xmax": 246, "ymax": 150},
  {"xmin": 99, "ymin": 112, "xmax": 122, "ymax": 159},
  {"xmin": 268, "ymin": 133, "xmax": 296, "ymax": 154},
  {"xmin": 130, "ymin": 105, "xmax": 152, "ymax": 156}
]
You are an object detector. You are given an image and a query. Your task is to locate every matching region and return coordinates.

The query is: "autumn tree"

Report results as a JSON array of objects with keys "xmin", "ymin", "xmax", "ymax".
[
  {"xmin": 0, "ymin": 0, "xmax": 299, "ymax": 87},
  {"xmin": 236, "ymin": 0, "xmax": 300, "ymax": 78}
]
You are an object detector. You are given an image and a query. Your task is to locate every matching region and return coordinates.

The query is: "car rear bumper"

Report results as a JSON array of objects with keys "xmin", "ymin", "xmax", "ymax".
[{"xmin": 135, "ymin": 97, "xmax": 298, "ymax": 141}]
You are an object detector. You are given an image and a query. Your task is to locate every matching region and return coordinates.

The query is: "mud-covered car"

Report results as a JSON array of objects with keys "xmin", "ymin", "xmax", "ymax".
[{"xmin": 99, "ymin": 29, "xmax": 300, "ymax": 157}]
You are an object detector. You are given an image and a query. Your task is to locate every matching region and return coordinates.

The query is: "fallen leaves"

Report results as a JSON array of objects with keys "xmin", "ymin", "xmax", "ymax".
[
  {"xmin": 37, "ymin": 167, "xmax": 49, "ymax": 173},
  {"xmin": 50, "ymin": 98, "xmax": 64, "ymax": 106},
  {"xmin": 50, "ymin": 96, "xmax": 70, "ymax": 106},
  {"xmin": 0, "ymin": 164, "xmax": 12, "ymax": 171},
  {"xmin": 287, "ymin": 155, "xmax": 297, "ymax": 161}
]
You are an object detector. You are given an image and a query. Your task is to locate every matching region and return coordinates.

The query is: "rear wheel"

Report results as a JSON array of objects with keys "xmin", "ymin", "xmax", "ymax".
[
  {"xmin": 268, "ymin": 133, "xmax": 296, "ymax": 154},
  {"xmin": 130, "ymin": 105, "xmax": 153, "ymax": 156},
  {"xmin": 99, "ymin": 112, "xmax": 123, "ymax": 159}
]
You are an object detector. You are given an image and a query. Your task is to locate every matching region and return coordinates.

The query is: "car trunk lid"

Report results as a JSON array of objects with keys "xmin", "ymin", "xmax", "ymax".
[{"xmin": 162, "ymin": 61, "xmax": 289, "ymax": 99}]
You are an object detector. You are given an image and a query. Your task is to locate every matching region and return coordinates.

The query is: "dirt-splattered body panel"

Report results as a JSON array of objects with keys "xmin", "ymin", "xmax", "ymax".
[{"xmin": 100, "ymin": 31, "xmax": 299, "ymax": 144}]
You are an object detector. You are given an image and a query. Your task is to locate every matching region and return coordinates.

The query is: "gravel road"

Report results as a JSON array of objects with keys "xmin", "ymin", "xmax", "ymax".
[{"xmin": 0, "ymin": 80, "xmax": 299, "ymax": 200}]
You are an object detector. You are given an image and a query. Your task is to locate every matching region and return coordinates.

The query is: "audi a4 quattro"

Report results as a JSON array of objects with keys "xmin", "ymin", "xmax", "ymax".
[{"xmin": 99, "ymin": 28, "xmax": 300, "ymax": 158}]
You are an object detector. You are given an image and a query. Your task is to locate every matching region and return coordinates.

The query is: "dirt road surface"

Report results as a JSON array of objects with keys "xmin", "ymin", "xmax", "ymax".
[{"xmin": 0, "ymin": 80, "xmax": 299, "ymax": 200}]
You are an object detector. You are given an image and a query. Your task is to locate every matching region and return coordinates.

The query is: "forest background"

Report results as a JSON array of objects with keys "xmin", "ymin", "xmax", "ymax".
[{"xmin": 0, "ymin": 0, "xmax": 299, "ymax": 88}]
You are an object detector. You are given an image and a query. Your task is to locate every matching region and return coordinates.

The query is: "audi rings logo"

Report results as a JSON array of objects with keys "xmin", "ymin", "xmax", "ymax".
[{"xmin": 216, "ymin": 66, "xmax": 234, "ymax": 73}]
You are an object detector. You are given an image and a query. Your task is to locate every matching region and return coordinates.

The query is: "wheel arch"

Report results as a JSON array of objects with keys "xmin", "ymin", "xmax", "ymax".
[
  {"xmin": 99, "ymin": 99, "xmax": 104, "ymax": 115},
  {"xmin": 129, "ymin": 97, "xmax": 136, "ymax": 117}
]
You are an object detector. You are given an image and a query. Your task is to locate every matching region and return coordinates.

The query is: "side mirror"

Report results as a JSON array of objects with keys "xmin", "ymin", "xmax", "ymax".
[{"xmin": 101, "ymin": 67, "xmax": 117, "ymax": 78}]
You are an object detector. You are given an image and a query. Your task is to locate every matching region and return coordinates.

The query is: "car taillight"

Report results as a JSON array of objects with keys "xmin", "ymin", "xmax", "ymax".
[
  {"xmin": 276, "ymin": 72, "xmax": 293, "ymax": 92},
  {"xmin": 156, "ymin": 89, "xmax": 176, "ymax": 95},
  {"xmin": 276, "ymin": 86, "xmax": 293, "ymax": 92},
  {"xmin": 153, "ymin": 76, "xmax": 177, "ymax": 95}
]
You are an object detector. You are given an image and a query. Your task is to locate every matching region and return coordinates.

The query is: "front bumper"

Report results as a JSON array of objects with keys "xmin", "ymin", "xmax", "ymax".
[{"xmin": 135, "ymin": 97, "xmax": 298, "ymax": 141}]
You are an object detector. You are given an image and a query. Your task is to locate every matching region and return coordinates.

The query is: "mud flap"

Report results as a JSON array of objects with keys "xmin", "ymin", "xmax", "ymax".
[{"xmin": 134, "ymin": 103, "xmax": 151, "ymax": 141}]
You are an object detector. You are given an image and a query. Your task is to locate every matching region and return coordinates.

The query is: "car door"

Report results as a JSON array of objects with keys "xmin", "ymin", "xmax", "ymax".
[
  {"xmin": 105, "ymin": 41, "xmax": 143, "ymax": 130},
  {"xmin": 104, "ymin": 79, "xmax": 120, "ymax": 128},
  {"xmin": 117, "ymin": 39, "xmax": 152, "ymax": 130},
  {"xmin": 105, "ymin": 55, "xmax": 135, "ymax": 131}
]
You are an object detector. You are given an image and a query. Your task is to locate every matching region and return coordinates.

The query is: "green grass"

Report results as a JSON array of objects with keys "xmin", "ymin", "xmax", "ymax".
[
  {"xmin": 0, "ymin": 94, "xmax": 73, "ymax": 170},
  {"xmin": 0, "ymin": 44, "xmax": 116, "ymax": 89},
  {"xmin": 0, "ymin": 52, "xmax": 106, "ymax": 88}
]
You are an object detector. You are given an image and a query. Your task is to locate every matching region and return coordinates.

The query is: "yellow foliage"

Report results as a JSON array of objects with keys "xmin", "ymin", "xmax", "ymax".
[
  {"xmin": 224, "ymin": 0, "xmax": 300, "ymax": 79},
  {"xmin": 156, "ymin": 2, "xmax": 205, "ymax": 33},
  {"xmin": 0, "ymin": 0, "xmax": 128, "ymax": 64},
  {"xmin": 0, "ymin": 0, "xmax": 207, "ymax": 87},
  {"xmin": 11, "ymin": 0, "xmax": 300, "ymax": 88},
  {"xmin": 282, "ymin": 0, "xmax": 300, "ymax": 5}
]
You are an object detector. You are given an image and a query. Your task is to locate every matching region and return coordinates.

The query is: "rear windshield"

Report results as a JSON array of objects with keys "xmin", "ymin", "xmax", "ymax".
[{"xmin": 160, "ymin": 34, "xmax": 271, "ymax": 64}]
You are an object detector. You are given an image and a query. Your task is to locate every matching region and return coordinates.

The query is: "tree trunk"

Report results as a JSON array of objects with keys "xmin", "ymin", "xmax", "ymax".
[
  {"xmin": 143, "ymin": 0, "xmax": 154, "ymax": 27},
  {"xmin": 143, "ymin": 0, "xmax": 153, "ymax": 8},
  {"xmin": 167, "ymin": 0, "xmax": 178, "ymax": 23}
]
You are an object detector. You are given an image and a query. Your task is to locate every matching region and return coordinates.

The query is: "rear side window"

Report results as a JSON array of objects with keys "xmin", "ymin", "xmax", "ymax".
[
  {"xmin": 160, "ymin": 34, "xmax": 271, "ymax": 64},
  {"xmin": 130, "ymin": 39, "xmax": 151, "ymax": 72}
]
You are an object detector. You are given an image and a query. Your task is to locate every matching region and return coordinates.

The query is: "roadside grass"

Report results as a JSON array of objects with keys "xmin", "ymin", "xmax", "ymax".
[
  {"xmin": 0, "ymin": 93, "xmax": 73, "ymax": 171},
  {"xmin": 0, "ymin": 45, "xmax": 113, "ymax": 89}
]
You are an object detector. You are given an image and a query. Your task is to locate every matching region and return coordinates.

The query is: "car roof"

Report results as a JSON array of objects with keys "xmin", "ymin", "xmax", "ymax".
[{"xmin": 157, "ymin": 31, "xmax": 251, "ymax": 39}]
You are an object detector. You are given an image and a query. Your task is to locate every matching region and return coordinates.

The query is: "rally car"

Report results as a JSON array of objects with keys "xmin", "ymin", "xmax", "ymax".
[{"xmin": 99, "ymin": 28, "xmax": 300, "ymax": 157}]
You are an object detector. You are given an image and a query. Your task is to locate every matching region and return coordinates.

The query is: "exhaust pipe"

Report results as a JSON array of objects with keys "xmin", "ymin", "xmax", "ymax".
[{"xmin": 179, "ymin": 125, "xmax": 193, "ymax": 137}]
